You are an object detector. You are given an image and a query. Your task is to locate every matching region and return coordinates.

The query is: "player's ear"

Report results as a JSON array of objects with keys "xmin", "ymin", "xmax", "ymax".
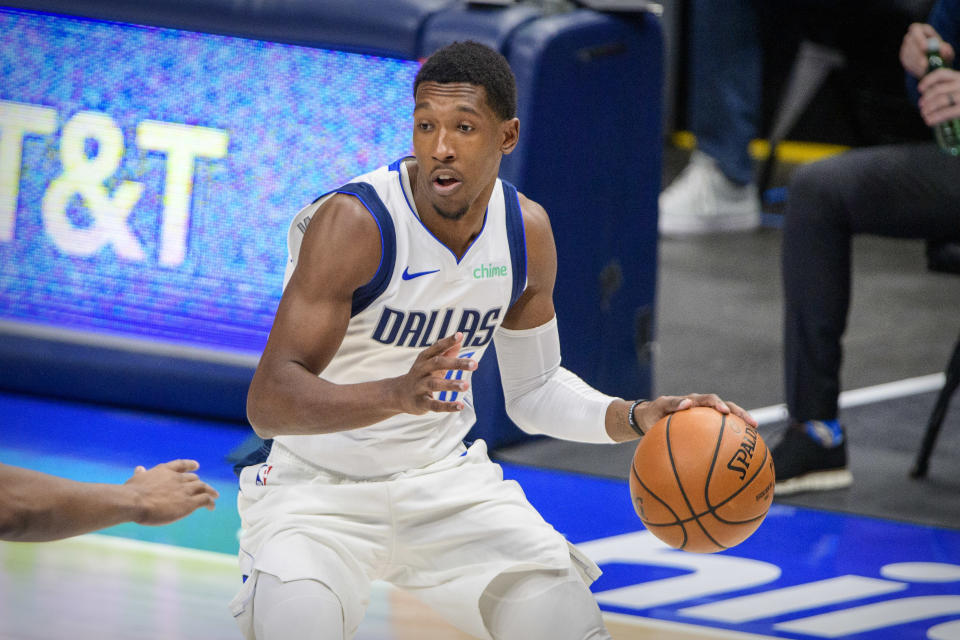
[{"xmin": 500, "ymin": 117, "xmax": 519, "ymax": 155}]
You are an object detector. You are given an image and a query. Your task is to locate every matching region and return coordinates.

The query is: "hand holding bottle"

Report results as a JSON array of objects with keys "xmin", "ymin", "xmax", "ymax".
[
  {"xmin": 901, "ymin": 22, "xmax": 955, "ymax": 78},
  {"xmin": 918, "ymin": 65, "xmax": 960, "ymax": 125},
  {"xmin": 918, "ymin": 36, "xmax": 960, "ymax": 155}
]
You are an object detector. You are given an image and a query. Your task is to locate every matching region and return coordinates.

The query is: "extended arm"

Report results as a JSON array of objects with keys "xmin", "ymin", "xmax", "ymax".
[
  {"xmin": 0, "ymin": 460, "xmax": 218, "ymax": 542},
  {"xmin": 496, "ymin": 194, "xmax": 755, "ymax": 443},
  {"xmin": 246, "ymin": 194, "xmax": 476, "ymax": 439}
]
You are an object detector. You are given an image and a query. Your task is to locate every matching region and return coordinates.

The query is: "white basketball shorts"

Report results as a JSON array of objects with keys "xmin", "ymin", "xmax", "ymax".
[{"xmin": 229, "ymin": 439, "xmax": 601, "ymax": 639}]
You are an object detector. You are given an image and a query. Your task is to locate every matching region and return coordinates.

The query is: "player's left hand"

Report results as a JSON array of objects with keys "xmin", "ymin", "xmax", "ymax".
[{"xmin": 634, "ymin": 393, "xmax": 756, "ymax": 435}]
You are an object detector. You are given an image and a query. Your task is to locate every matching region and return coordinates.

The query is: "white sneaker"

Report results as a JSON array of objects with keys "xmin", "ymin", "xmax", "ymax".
[{"xmin": 658, "ymin": 151, "xmax": 761, "ymax": 237}]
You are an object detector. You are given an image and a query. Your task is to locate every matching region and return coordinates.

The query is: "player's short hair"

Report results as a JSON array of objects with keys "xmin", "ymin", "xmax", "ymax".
[{"xmin": 414, "ymin": 41, "xmax": 517, "ymax": 121}]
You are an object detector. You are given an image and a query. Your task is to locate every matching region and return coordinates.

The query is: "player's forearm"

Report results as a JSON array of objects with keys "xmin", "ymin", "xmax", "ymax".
[
  {"xmin": 0, "ymin": 466, "xmax": 139, "ymax": 542},
  {"xmin": 246, "ymin": 362, "xmax": 405, "ymax": 438}
]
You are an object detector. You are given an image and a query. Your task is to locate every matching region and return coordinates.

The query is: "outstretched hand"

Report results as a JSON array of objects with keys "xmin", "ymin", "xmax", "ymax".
[
  {"xmin": 391, "ymin": 332, "xmax": 477, "ymax": 415},
  {"xmin": 125, "ymin": 459, "xmax": 219, "ymax": 526},
  {"xmin": 634, "ymin": 393, "xmax": 756, "ymax": 435}
]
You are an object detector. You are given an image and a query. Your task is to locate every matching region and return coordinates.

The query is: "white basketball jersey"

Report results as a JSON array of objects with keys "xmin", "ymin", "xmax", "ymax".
[{"xmin": 271, "ymin": 158, "xmax": 527, "ymax": 477}]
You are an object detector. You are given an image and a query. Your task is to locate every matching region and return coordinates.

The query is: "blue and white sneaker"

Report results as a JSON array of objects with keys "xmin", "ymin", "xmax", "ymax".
[{"xmin": 772, "ymin": 419, "xmax": 853, "ymax": 495}]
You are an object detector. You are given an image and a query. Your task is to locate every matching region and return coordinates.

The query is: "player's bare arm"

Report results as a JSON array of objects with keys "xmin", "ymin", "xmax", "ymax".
[
  {"xmin": 0, "ymin": 460, "xmax": 217, "ymax": 542},
  {"xmin": 247, "ymin": 194, "xmax": 476, "ymax": 439},
  {"xmin": 499, "ymin": 194, "xmax": 557, "ymax": 332}
]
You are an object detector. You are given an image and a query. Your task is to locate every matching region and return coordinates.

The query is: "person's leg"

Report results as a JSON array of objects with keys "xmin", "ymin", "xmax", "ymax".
[
  {"xmin": 659, "ymin": 0, "xmax": 762, "ymax": 237},
  {"xmin": 233, "ymin": 465, "xmax": 385, "ymax": 639},
  {"xmin": 479, "ymin": 569, "xmax": 611, "ymax": 640},
  {"xmin": 252, "ymin": 572, "xmax": 345, "ymax": 640},
  {"xmin": 389, "ymin": 441, "xmax": 605, "ymax": 639},
  {"xmin": 780, "ymin": 143, "xmax": 960, "ymax": 492},
  {"xmin": 782, "ymin": 162, "xmax": 852, "ymax": 424},
  {"xmin": 784, "ymin": 144, "xmax": 960, "ymax": 420},
  {"xmin": 689, "ymin": 0, "xmax": 761, "ymax": 185}
]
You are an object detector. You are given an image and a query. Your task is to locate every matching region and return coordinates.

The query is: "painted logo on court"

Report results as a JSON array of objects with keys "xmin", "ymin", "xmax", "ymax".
[
  {"xmin": 504, "ymin": 464, "xmax": 960, "ymax": 640},
  {"xmin": 579, "ymin": 510, "xmax": 960, "ymax": 639}
]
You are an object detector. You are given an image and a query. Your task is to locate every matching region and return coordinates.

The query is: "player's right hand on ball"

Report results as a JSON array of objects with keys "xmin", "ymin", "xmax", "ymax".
[{"xmin": 394, "ymin": 332, "xmax": 477, "ymax": 415}]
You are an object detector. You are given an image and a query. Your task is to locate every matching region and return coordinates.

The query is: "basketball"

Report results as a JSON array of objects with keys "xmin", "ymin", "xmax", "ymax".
[{"xmin": 629, "ymin": 406, "xmax": 775, "ymax": 553}]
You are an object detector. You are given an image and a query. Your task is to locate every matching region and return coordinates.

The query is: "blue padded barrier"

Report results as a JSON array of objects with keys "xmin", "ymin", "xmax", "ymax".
[
  {"xmin": 4, "ymin": 0, "xmax": 456, "ymax": 58},
  {"xmin": 503, "ymin": 8, "xmax": 661, "ymax": 402},
  {"xmin": 0, "ymin": 334, "xmax": 254, "ymax": 423},
  {"xmin": 420, "ymin": 2, "xmax": 543, "ymax": 56}
]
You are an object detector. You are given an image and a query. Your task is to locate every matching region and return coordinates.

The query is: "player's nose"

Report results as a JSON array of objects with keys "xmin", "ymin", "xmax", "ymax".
[{"xmin": 432, "ymin": 127, "xmax": 455, "ymax": 161}]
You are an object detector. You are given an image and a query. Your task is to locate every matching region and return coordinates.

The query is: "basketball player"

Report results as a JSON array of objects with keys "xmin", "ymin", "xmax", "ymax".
[
  {"xmin": 0, "ymin": 459, "xmax": 218, "ymax": 542},
  {"xmin": 231, "ymin": 41, "xmax": 755, "ymax": 640}
]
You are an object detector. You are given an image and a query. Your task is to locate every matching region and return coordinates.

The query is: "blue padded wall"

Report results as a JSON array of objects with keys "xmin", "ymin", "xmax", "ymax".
[
  {"xmin": 420, "ymin": 2, "xmax": 543, "ymax": 55},
  {"xmin": 504, "ymin": 9, "xmax": 661, "ymax": 401},
  {"xmin": 4, "ymin": 0, "xmax": 457, "ymax": 57}
]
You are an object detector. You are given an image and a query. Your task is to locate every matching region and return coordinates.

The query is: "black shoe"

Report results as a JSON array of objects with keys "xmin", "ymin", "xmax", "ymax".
[{"xmin": 772, "ymin": 421, "xmax": 853, "ymax": 496}]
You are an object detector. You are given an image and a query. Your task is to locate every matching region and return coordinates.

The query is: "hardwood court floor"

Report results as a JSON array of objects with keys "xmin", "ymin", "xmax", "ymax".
[
  {"xmin": 0, "ymin": 535, "xmax": 781, "ymax": 640},
  {"xmin": 2, "ymin": 393, "xmax": 958, "ymax": 640},
  {"xmin": 3, "ymin": 502, "xmax": 958, "ymax": 640}
]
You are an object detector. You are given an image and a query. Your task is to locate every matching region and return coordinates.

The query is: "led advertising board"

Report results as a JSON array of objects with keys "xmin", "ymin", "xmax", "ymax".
[{"xmin": 0, "ymin": 7, "xmax": 420, "ymax": 359}]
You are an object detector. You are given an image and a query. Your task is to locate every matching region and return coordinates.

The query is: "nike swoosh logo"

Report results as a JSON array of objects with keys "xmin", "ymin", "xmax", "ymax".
[{"xmin": 402, "ymin": 267, "xmax": 441, "ymax": 281}]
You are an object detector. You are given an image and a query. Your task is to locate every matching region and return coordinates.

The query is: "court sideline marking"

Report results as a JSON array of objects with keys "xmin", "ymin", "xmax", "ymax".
[{"xmin": 750, "ymin": 372, "xmax": 946, "ymax": 426}]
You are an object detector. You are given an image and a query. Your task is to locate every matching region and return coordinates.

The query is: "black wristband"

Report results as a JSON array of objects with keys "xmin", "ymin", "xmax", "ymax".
[{"xmin": 628, "ymin": 399, "xmax": 647, "ymax": 437}]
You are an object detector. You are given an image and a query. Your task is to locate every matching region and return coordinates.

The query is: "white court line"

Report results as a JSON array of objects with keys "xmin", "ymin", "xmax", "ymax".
[
  {"xmin": 74, "ymin": 532, "xmax": 237, "ymax": 565},
  {"xmin": 750, "ymin": 373, "xmax": 946, "ymax": 427},
  {"xmin": 603, "ymin": 611, "xmax": 783, "ymax": 639}
]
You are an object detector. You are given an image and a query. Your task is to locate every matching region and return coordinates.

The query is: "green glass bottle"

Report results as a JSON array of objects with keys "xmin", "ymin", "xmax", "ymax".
[{"xmin": 926, "ymin": 37, "xmax": 960, "ymax": 156}]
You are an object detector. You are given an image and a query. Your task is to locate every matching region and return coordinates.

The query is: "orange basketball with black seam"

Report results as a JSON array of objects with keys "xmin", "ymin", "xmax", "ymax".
[{"xmin": 629, "ymin": 406, "xmax": 775, "ymax": 553}]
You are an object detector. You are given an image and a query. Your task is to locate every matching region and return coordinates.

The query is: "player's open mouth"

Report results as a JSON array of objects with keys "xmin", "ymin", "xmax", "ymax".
[{"xmin": 432, "ymin": 173, "xmax": 462, "ymax": 195}]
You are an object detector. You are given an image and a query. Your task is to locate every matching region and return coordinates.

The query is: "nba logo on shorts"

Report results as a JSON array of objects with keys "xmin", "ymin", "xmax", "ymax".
[{"xmin": 255, "ymin": 464, "xmax": 273, "ymax": 486}]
